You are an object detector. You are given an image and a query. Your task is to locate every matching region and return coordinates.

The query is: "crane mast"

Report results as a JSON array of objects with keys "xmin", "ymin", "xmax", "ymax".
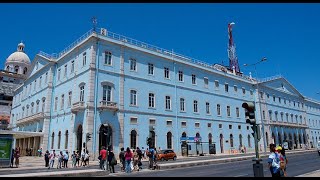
[{"xmin": 228, "ymin": 22, "xmax": 240, "ymax": 74}]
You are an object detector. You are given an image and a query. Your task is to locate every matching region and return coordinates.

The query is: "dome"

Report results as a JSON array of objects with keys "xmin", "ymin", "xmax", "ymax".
[{"xmin": 5, "ymin": 42, "xmax": 31, "ymax": 64}]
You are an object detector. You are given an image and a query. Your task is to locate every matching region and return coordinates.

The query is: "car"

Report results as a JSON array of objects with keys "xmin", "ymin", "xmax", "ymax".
[{"xmin": 157, "ymin": 149, "xmax": 177, "ymax": 161}]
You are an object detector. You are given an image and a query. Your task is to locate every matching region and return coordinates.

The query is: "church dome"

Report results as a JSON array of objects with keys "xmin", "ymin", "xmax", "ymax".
[{"xmin": 5, "ymin": 42, "xmax": 31, "ymax": 65}]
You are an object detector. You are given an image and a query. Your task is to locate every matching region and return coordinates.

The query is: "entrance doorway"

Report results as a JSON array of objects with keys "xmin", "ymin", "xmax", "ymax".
[
  {"xmin": 99, "ymin": 124, "xmax": 113, "ymax": 151},
  {"xmin": 76, "ymin": 125, "xmax": 83, "ymax": 152},
  {"xmin": 220, "ymin": 134, "xmax": 224, "ymax": 153}
]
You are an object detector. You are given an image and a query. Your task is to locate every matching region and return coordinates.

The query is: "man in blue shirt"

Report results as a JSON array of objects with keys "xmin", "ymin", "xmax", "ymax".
[{"xmin": 268, "ymin": 143, "xmax": 280, "ymax": 177}]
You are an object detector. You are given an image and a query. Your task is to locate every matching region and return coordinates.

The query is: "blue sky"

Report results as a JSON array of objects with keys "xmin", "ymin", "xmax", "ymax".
[{"xmin": 0, "ymin": 3, "xmax": 319, "ymax": 100}]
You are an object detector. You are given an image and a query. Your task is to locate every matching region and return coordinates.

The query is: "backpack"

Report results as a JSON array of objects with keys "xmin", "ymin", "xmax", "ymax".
[{"xmin": 119, "ymin": 151, "xmax": 125, "ymax": 160}]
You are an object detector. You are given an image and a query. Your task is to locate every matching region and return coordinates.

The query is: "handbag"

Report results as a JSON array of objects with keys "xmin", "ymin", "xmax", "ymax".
[{"xmin": 98, "ymin": 155, "xmax": 102, "ymax": 160}]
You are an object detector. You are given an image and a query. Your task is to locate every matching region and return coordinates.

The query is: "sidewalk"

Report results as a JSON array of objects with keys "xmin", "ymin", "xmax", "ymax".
[{"xmin": 0, "ymin": 148, "xmax": 317, "ymax": 177}]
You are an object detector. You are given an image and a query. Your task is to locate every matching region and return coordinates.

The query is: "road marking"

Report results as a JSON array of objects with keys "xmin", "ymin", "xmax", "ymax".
[{"xmin": 234, "ymin": 174, "xmax": 249, "ymax": 177}]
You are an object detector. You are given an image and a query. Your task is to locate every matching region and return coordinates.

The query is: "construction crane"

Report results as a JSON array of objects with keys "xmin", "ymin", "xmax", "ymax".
[{"xmin": 227, "ymin": 22, "xmax": 240, "ymax": 74}]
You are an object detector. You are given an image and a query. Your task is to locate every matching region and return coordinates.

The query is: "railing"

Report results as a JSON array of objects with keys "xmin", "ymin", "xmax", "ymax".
[
  {"xmin": 98, "ymin": 100, "xmax": 118, "ymax": 112},
  {"xmin": 71, "ymin": 101, "xmax": 86, "ymax": 113},
  {"xmin": 257, "ymin": 75, "xmax": 283, "ymax": 83},
  {"xmin": 16, "ymin": 112, "xmax": 44, "ymax": 125}
]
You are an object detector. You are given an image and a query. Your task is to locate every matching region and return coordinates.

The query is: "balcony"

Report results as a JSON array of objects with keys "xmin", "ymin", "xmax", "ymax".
[
  {"xmin": 71, "ymin": 101, "xmax": 86, "ymax": 113},
  {"xmin": 16, "ymin": 112, "xmax": 45, "ymax": 125},
  {"xmin": 265, "ymin": 120, "xmax": 308, "ymax": 128},
  {"xmin": 98, "ymin": 100, "xmax": 118, "ymax": 112}
]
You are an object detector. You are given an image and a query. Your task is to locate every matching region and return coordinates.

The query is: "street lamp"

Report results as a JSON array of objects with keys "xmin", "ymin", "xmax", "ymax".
[{"xmin": 243, "ymin": 57, "xmax": 267, "ymax": 177}]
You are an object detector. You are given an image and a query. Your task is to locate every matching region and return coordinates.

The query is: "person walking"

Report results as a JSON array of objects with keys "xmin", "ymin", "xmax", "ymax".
[
  {"xmin": 279, "ymin": 146, "xmax": 288, "ymax": 177},
  {"xmin": 14, "ymin": 147, "xmax": 20, "ymax": 168},
  {"xmin": 10, "ymin": 148, "xmax": 15, "ymax": 168},
  {"xmin": 57, "ymin": 151, "xmax": 63, "ymax": 169},
  {"xmin": 63, "ymin": 151, "xmax": 69, "ymax": 168},
  {"xmin": 267, "ymin": 143, "xmax": 281, "ymax": 177},
  {"xmin": 124, "ymin": 147, "xmax": 133, "ymax": 173},
  {"xmin": 119, "ymin": 147, "xmax": 125, "ymax": 172},
  {"xmin": 71, "ymin": 151, "xmax": 77, "ymax": 168},
  {"xmin": 80, "ymin": 149, "xmax": 86, "ymax": 167},
  {"xmin": 75, "ymin": 151, "xmax": 80, "ymax": 167},
  {"xmin": 85, "ymin": 149, "xmax": 90, "ymax": 167},
  {"xmin": 107, "ymin": 149, "xmax": 116, "ymax": 173},
  {"xmin": 136, "ymin": 147, "xmax": 143, "ymax": 170},
  {"xmin": 38, "ymin": 147, "xmax": 43, "ymax": 157},
  {"xmin": 44, "ymin": 150, "xmax": 50, "ymax": 167},
  {"xmin": 132, "ymin": 149, "xmax": 139, "ymax": 171},
  {"xmin": 147, "ymin": 147, "xmax": 155, "ymax": 169},
  {"xmin": 48, "ymin": 150, "xmax": 56, "ymax": 169},
  {"xmin": 99, "ymin": 146, "xmax": 107, "ymax": 170}
]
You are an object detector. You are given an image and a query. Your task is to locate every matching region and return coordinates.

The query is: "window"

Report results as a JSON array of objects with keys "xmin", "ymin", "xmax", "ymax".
[
  {"xmin": 181, "ymin": 121, "xmax": 187, "ymax": 127},
  {"xmin": 269, "ymin": 111, "xmax": 272, "ymax": 121},
  {"xmin": 149, "ymin": 119, "xmax": 156, "ymax": 125},
  {"xmin": 54, "ymin": 97, "xmax": 58, "ymax": 111},
  {"xmin": 130, "ymin": 117, "xmax": 137, "ymax": 124},
  {"xmin": 273, "ymin": 96, "xmax": 276, "ymax": 102},
  {"xmin": 83, "ymin": 52, "xmax": 87, "ymax": 66},
  {"xmin": 219, "ymin": 124, "xmax": 222, "ymax": 128},
  {"xmin": 238, "ymin": 125, "xmax": 241, "ymax": 130},
  {"xmin": 242, "ymin": 87, "xmax": 246, "ymax": 95},
  {"xmin": 130, "ymin": 90, "xmax": 137, "ymax": 106},
  {"xmin": 178, "ymin": 71, "xmax": 183, "ymax": 82},
  {"xmin": 130, "ymin": 58, "xmax": 137, "ymax": 71},
  {"xmin": 248, "ymin": 135, "xmax": 251, "ymax": 148},
  {"xmin": 166, "ymin": 120, "xmax": 172, "ymax": 126},
  {"xmin": 286, "ymin": 113, "xmax": 289, "ymax": 122},
  {"xmin": 278, "ymin": 97, "xmax": 281, "ymax": 103},
  {"xmin": 217, "ymin": 104, "xmax": 221, "ymax": 116},
  {"xmin": 51, "ymin": 132, "xmax": 55, "ymax": 149},
  {"xmin": 167, "ymin": 132, "xmax": 172, "ymax": 149},
  {"xmin": 234, "ymin": 85, "xmax": 237, "ymax": 92},
  {"xmin": 263, "ymin": 110, "xmax": 266, "ymax": 119},
  {"xmin": 42, "ymin": 98, "xmax": 46, "ymax": 112},
  {"xmin": 105, "ymin": 51, "xmax": 112, "ymax": 65},
  {"xmin": 45, "ymin": 72, "xmax": 48, "ymax": 83},
  {"xmin": 68, "ymin": 91, "xmax": 72, "ymax": 107},
  {"xmin": 103, "ymin": 85, "xmax": 112, "ymax": 102},
  {"xmin": 149, "ymin": 93, "xmax": 155, "ymax": 108},
  {"xmin": 165, "ymin": 96, "xmax": 171, "ymax": 110},
  {"xmin": 195, "ymin": 122, "xmax": 200, "ymax": 128},
  {"xmin": 64, "ymin": 64, "xmax": 67, "ymax": 78},
  {"xmin": 148, "ymin": 63, "xmax": 154, "ymax": 75},
  {"xmin": 208, "ymin": 123, "xmax": 211, "ymax": 128},
  {"xmin": 130, "ymin": 130, "xmax": 137, "ymax": 149},
  {"xmin": 164, "ymin": 67, "xmax": 170, "ymax": 79},
  {"xmin": 215, "ymin": 80, "xmax": 219, "ymax": 88},
  {"xmin": 61, "ymin": 94, "xmax": 64, "ymax": 110},
  {"xmin": 229, "ymin": 125, "xmax": 232, "ymax": 129},
  {"xmin": 80, "ymin": 86, "xmax": 85, "ymax": 102},
  {"xmin": 29, "ymin": 83, "xmax": 32, "ymax": 94},
  {"xmin": 260, "ymin": 92, "xmax": 263, "ymax": 99},
  {"xmin": 180, "ymin": 98, "xmax": 185, "ymax": 112},
  {"xmin": 193, "ymin": 100, "xmax": 198, "ymax": 113},
  {"xmin": 57, "ymin": 68, "xmax": 61, "ymax": 81},
  {"xmin": 250, "ymin": 90, "xmax": 253, "ymax": 96},
  {"xmin": 206, "ymin": 102, "xmax": 210, "ymax": 114},
  {"xmin": 71, "ymin": 60, "xmax": 74, "ymax": 73},
  {"xmin": 236, "ymin": 107, "xmax": 239, "ymax": 117},
  {"xmin": 204, "ymin": 77, "xmax": 208, "ymax": 88},
  {"xmin": 39, "ymin": 76, "xmax": 42, "ymax": 88},
  {"xmin": 31, "ymin": 103, "xmax": 34, "ymax": 115},
  {"xmin": 230, "ymin": 134, "xmax": 234, "ymax": 148},
  {"xmin": 281, "ymin": 113, "xmax": 284, "ymax": 121},
  {"xmin": 192, "ymin": 74, "xmax": 196, "ymax": 85},
  {"xmin": 225, "ymin": 84, "xmax": 229, "ymax": 92},
  {"xmin": 65, "ymin": 130, "xmax": 69, "ymax": 149},
  {"xmin": 36, "ymin": 101, "xmax": 39, "ymax": 113},
  {"xmin": 227, "ymin": 106, "xmax": 230, "ymax": 116},
  {"xmin": 58, "ymin": 131, "xmax": 61, "ymax": 149}
]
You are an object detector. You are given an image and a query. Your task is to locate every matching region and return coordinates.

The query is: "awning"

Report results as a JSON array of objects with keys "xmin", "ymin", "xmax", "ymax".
[{"xmin": 0, "ymin": 130, "xmax": 44, "ymax": 138}]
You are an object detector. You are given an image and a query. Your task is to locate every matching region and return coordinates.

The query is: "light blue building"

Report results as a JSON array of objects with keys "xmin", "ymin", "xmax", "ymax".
[{"xmin": 9, "ymin": 27, "xmax": 320, "ymax": 159}]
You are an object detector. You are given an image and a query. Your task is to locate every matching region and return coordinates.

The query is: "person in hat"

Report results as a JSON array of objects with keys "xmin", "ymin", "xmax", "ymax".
[{"xmin": 268, "ymin": 143, "xmax": 281, "ymax": 177}]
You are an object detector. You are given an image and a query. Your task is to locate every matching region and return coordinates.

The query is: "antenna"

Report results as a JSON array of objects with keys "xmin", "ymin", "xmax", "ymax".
[{"xmin": 92, "ymin": 17, "xmax": 97, "ymax": 32}]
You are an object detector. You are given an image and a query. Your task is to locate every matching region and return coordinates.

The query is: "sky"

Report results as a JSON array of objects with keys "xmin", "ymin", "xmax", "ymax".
[{"xmin": 0, "ymin": 3, "xmax": 319, "ymax": 100}]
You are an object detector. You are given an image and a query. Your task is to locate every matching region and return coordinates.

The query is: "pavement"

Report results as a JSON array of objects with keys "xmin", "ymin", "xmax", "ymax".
[{"xmin": 0, "ymin": 148, "xmax": 319, "ymax": 177}]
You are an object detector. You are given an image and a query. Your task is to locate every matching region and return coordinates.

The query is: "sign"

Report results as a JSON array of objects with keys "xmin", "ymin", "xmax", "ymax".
[
  {"xmin": 180, "ymin": 136, "xmax": 202, "ymax": 142},
  {"xmin": 0, "ymin": 134, "xmax": 13, "ymax": 168}
]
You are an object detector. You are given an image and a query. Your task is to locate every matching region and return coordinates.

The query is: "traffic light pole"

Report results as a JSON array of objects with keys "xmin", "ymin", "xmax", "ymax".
[{"xmin": 252, "ymin": 124, "xmax": 264, "ymax": 177}]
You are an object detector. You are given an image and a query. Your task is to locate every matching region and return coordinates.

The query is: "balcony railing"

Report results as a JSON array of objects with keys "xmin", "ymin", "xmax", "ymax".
[
  {"xmin": 98, "ymin": 100, "xmax": 118, "ymax": 112},
  {"xmin": 16, "ymin": 112, "xmax": 45, "ymax": 125},
  {"xmin": 71, "ymin": 101, "xmax": 86, "ymax": 113},
  {"xmin": 266, "ymin": 120, "xmax": 308, "ymax": 128}
]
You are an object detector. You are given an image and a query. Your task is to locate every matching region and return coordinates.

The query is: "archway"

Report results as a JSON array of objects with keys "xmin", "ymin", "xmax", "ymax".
[
  {"xmin": 288, "ymin": 134, "xmax": 293, "ymax": 150},
  {"xmin": 294, "ymin": 134, "xmax": 298, "ymax": 149},
  {"xmin": 220, "ymin": 134, "xmax": 224, "ymax": 153},
  {"xmin": 271, "ymin": 132, "xmax": 275, "ymax": 144},
  {"xmin": 278, "ymin": 132, "xmax": 282, "ymax": 145},
  {"xmin": 167, "ymin": 132, "xmax": 172, "ymax": 149},
  {"xmin": 298, "ymin": 134, "xmax": 302, "ymax": 148},
  {"xmin": 76, "ymin": 125, "xmax": 83, "ymax": 152},
  {"xmin": 99, "ymin": 124, "xmax": 113, "ymax": 151}
]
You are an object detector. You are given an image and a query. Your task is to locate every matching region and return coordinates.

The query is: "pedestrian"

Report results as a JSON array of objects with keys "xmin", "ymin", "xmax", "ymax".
[
  {"xmin": 132, "ymin": 149, "xmax": 139, "ymax": 171},
  {"xmin": 71, "ymin": 151, "xmax": 77, "ymax": 168},
  {"xmin": 85, "ymin": 149, "xmax": 90, "ymax": 167},
  {"xmin": 80, "ymin": 149, "xmax": 86, "ymax": 167},
  {"xmin": 99, "ymin": 146, "xmax": 107, "ymax": 170},
  {"xmin": 44, "ymin": 150, "xmax": 50, "ymax": 167},
  {"xmin": 147, "ymin": 147, "xmax": 154, "ymax": 169},
  {"xmin": 38, "ymin": 147, "xmax": 43, "ymax": 157},
  {"xmin": 57, "ymin": 151, "xmax": 63, "ymax": 169},
  {"xmin": 136, "ymin": 147, "xmax": 143, "ymax": 169},
  {"xmin": 14, "ymin": 147, "xmax": 20, "ymax": 168},
  {"xmin": 63, "ymin": 151, "xmax": 69, "ymax": 168},
  {"xmin": 124, "ymin": 147, "xmax": 133, "ymax": 173},
  {"xmin": 141, "ymin": 147, "xmax": 145, "ymax": 159},
  {"xmin": 145, "ymin": 148, "xmax": 149, "ymax": 160},
  {"xmin": 279, "ymin": 146, "xmax": 288, "ymax": 177},
  {"xmin": 76, "ymin": 151, "xmax": 80, "ymax": 167},
  {"xmin": 119, "ymin": 147, "xmax": 125, "ymax": 172},
  {"xmin": 48, "ymin": 150, "xmax": 56, "ymax": 169},
  {"xmin": 10, "ymin": 148, "xmax": 15, "ymax": 168},
  {"xmin": 268, "ymin": 143, "xmax": 281, "ymax": 177},
  {"xmin": 153, "ymin": 147, "xmax": 158, "ymax": 170},
  {"xmin": 107, "ymin": 149, "xmax": 116, "ymax": 173}
]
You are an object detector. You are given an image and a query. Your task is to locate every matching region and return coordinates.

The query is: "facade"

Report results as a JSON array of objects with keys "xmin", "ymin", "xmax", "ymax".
[
  {"xmin": 0, "ymin": 43, "xmax": 29, "ymax": 130},
  {"xmin": 10, "ymin": 28, "xmax": 320, "ymax": 159}
]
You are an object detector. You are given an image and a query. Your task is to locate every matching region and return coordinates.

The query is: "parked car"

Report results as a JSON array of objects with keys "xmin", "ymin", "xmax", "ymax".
[{"xmin": 157, "ymin": 149, "xmax": 177, "ymax": 161}]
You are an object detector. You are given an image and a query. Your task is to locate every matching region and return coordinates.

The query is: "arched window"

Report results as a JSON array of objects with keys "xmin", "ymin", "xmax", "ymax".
[
  {"xmin": 167, "ymin": 132, "xmax": 172, "ymax": 149},
  {"xmin": 130, "ymin": 130, "xmax": 137, "ymax": 149},
  {"xmin": 51, "ymin": 132, "xmax": 55, "ymax": 149},
  {"xmin": 65, "ymin": 130, "xmax": 69, "ymax": 149},
  {"xmin": 80, "ymin": 85, "xmax": 85, "ymax": 102},
  {"xmin": 23, "ymin": 67, "xmax": 27, "ymax": 74},
  {"xmin": 58, "ymin": 131, "xmax": 61, "ymax": 149},
  {"xmin": 42, "ymin": 98, "xmax": 46, "ymax": 112},
  {"xmin": 182, "ymin": 132, "xmax": 187, "ymax": 138},
  {"xmin": 14, "ymin": 66, "xmax": 19, "ymax": 73},
  {"xmin": 6, "ymin": 66, "xmax": 10, "ymax": 71},
  {"xmin": 230, "ymin": 134, "xmax": 234, "ymax": 148},
  {"xmin": 248, "ymin": 134, "xmax": 251, "ymax": 148}
]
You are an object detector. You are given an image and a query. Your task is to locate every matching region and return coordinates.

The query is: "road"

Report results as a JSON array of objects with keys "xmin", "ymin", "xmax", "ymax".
[{"xmin": 109, "ymin": 151, "xmax": 320, "ymax": 177}]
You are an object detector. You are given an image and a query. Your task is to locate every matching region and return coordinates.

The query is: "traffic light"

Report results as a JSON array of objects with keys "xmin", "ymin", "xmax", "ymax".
[
  {"xmin": 242, "ymin": 102, "xmax": 256, "ymax": 125},
  {"xmin": 86, "ymin": 133, "xmax": 92, "ymax": 142},
  {"xmin": 146, "ymin": 137, "xmax": 152, "ymax": 146}
]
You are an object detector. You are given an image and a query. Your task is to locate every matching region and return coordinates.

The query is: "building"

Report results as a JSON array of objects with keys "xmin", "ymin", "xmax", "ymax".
[
  {"xmin": 9, "ymin": 28, "xmax": 320, "ymax": 159},
  {"xmin": 0, "ymin": 43, "xmax": 29, "ymax": 130}
]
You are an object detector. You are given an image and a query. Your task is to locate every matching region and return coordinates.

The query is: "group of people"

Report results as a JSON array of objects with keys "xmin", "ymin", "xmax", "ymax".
[
  {"xmin": 268, "ymin": 143, "xmax": 288, "ymax": 177},
  {"xmin": 45, "ymin": 148, "xmax": 90, "ymax": 169},
  {"xmin": 98, "ymin": 146, "xmax": 117, "ymax": 173},
  {"xmin": 10, "ymin": 147, "xmax": 20, "ymax": 168}
]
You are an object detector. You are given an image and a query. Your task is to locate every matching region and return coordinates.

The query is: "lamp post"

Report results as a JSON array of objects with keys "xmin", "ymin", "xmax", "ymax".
[{"xmin": 244, "ymin": 57, "xmax": 267, "ymax": 177}]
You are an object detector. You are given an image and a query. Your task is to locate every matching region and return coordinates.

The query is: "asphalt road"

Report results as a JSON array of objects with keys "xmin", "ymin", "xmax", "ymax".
[{"xmin": 109, "ymin": 151, "xmax": 320, "ymax": 177}]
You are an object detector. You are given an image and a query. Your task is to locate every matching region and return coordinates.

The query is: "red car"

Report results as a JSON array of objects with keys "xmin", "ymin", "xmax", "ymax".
[{"xmin": 157, "ymin": 149, "xmax": 177, "ymax": 161}]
